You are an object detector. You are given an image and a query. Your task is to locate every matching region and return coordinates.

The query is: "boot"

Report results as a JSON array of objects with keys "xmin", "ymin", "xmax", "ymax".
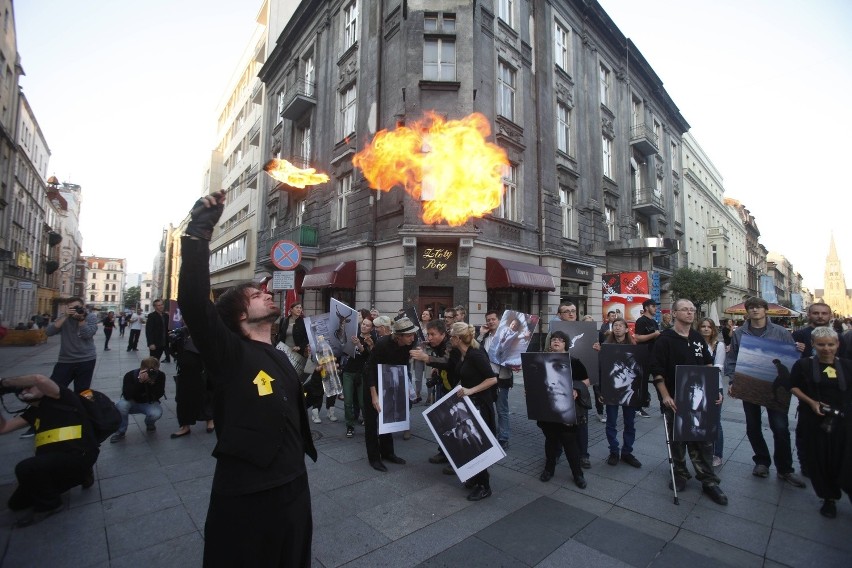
[
  {"xmin": 327, "ymin": 407, "xmax": 338, "ymax": 422},
  {"xmin": 311, "ymin": 408, "xmax": 321, "ymax": 424}
]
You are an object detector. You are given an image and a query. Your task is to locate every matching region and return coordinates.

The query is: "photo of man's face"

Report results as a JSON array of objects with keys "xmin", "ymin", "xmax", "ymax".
[
  {"xmin": 521, "ymin": 353, "xmax": 577, "ymax": 424},
  {"xmin": 610, "ymin": 357, "xmax": 638, "ymax": 404},
  {"xmin": 543, "ymin": 358, "xmax": 573, "ymax": 414}
]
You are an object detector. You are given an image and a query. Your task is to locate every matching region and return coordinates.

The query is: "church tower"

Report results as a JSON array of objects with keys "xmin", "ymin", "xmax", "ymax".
[{"xmin": 822, "ymin": 234, "xmax": 851, "ymax": 316}]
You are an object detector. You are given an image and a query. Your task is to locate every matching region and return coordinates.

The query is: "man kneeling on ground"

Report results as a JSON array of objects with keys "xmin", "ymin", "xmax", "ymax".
[
  {"xmin": 111, "ymin": 357, "xmax": 166, "ymax": 442},
  {"xmin": 0, "ymin": 374, "xmax": 99, "ymax": 527}
]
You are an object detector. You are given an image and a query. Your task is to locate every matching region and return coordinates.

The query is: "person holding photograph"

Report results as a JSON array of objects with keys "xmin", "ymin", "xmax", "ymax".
[
  {"xmin": 534, "ymin": 331, "xmax": 590, "ymax": 487},
  {"xmin": 698, "ymin": 318, "xmax": 726, "ymax": 467},
  {"xmin": 597, "ymin": 319, "xmax": 642, "ymax": 468},
  {"xmin": 725, "ymin": 296, "xmax": 805, "ymax": 488},
  {"xmin": 789, "ymin": 327, "xmax": 852, "ymax": 519},
  {"xmin": 364, "ymin": 317, "xmax": 419, "ymax": 472},
  {"xmin": 651, "ymin": 299, "xmax": 728, "ymax": 506},
  {"xmin": 438, "ymin": 322, "xmax": 498, "ymax": 501}
]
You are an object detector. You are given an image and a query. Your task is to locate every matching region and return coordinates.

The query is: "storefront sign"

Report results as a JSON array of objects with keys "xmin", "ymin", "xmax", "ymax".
[
  {"xmin": 421, "ymin": 247, "xmax": 454, "ymax": 271},
  {"xmin": 562, "ymin": 262, "xmax": 594, "ymax": 282}
]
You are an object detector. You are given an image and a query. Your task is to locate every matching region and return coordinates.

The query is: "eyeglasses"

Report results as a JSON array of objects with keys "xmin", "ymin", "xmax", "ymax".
[{"xmin": 676, "ymin": 308, "xmax": 696, "ymax": 313}]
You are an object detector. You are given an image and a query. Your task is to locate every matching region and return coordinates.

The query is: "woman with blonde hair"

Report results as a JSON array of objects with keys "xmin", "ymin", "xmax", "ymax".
[
  {"xmin": 436, "ymin": 322, "xmax": 498, "ymax": 501},
  {"xmin": 698, "ymin": 318, "xmax": 725, "ymax": 467}
]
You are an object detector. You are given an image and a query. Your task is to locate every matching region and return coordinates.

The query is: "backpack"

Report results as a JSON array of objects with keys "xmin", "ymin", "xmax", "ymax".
[{"xmin": 78, "ymin": 389, "xmax": 122, "ymax": 444}]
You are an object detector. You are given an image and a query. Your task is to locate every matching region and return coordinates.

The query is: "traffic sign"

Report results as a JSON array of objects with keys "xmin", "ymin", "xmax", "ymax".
[{"xmin": 270, "ymin": 240, "xmax": 302, "ymax": 270}]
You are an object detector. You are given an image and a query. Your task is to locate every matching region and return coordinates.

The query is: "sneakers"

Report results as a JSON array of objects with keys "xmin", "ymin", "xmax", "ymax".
[
  {"xmin": 607, "ymin": 453, "xmax": 619, "ymax": 466},
  {"xmin": 620, "ymin": 453, "xmax": 642, "ymax": 468},
  {"xmin": 311, "ymin": 409, "xmax": 321, "ymax": 424},
  {"xmin": 712, "ymin": 456, "xmax": 722, "ymax": 467},
  {"xmin": 146, "ymin": 424, "xmax": 157, "ymax": 432},
  {"xmin": 820, "ymin": 499, "xmax": 837, "ymax": 519},
  {"xmin": 778, "ymin": 472, "xmax": 806, "ymax": 488},
  {"xmin": 20, "ymin": 427, "xmax": 35, "ymax": 439},
  {"xmin": 429, "ymin": 452, "xmax": 448, "ymax": 464},
  {"xmin": 110, "ymin": 432, "xmax": 126, "ymax": 443},
  {"xmin": 638, "ymin": 409, "xmax": 651, "ymax": 418},
  {"xmin": 346, "ymin": 426, "xmax": 354, "ymax": 438},
  {"xmin": 752, "ymin": 464, "xmax": 769, "ymax": 478},
  {"xmin": 327, "ymin": 407, "xmax": 338, "ymax": 422},
  {"xmin": 598, "ymin": 413, "xmax": 607, "ymax": 423}
]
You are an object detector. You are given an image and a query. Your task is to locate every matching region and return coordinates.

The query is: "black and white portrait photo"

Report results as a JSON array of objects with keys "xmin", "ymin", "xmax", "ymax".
[
  {"xmin": 673, "ymin": 366, "xmax": 721, "ymax": 442},
  {"xmin": 599, "ymin": 344, "xmax": 647, "ymax": 407},
  {"xmin": 521, "ymin": 352, "xmax": 578, "ymax": 424},
  {"xmin": 548, "ymin": 321, "xmax": 600, "ymax": 386},
  {"xmin": 378, "ymin": 364, "xmax": 410, "ymax": 434},
  {"xmin": 423, "ymin": 387, "xmax": 505, "ymax": 482}
]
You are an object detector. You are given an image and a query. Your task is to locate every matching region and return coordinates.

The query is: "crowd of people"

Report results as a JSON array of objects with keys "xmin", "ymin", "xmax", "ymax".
[{"xmin": 0, "ymin": 189, "xmax": 850, "ymax": 565}]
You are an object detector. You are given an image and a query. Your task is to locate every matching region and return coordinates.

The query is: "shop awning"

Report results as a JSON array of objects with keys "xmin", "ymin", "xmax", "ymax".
[
  {"xmin": 301, "ymin": 261, "xmax": 356, "ymax": 289},
  {"xmin": 485, "ymin": 257, "xmax": 555, "ymax": 291}
]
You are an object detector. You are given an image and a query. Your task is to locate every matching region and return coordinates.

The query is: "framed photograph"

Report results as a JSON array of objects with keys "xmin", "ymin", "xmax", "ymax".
[
  {"xmin": 330, "ymin": 299, "xmax": 359, "ymax": 357},
  {"xmin": 521, "ymin": 352, "xmax": 578, "ymax": 424},
  {"xmin": 422, "ymin": 387, "xmax": 505, "ymax": 482},
  {"xmin": 488, "ymin": 310, "xmax": 539, "ymax": 366},
  {"xmin": 731, "ymin": 335, "xmax": 800, "ymax": 412},
  {"xmin": 599, "ymin": 344, "xmax": 648, "ymax": 407},
  {"xmin": 378, "ymin": 364, "xmax": 410, "ymax": 434},
  {"xmin": 548, "ymin": 321, "xmax": 600, "ymax": 386},
  {"xmin": 673, "ymin": 365, "xmax": 721, "ymax": 442}
]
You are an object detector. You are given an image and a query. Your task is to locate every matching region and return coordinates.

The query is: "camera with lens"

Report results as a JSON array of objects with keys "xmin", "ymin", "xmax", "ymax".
[
  {"xmin": 426, "ymin": 370, "xmax": 440, "ymax": 389},
  {"xmin": 819, "ymin": 404, "xmax": 845, "ymax": 434},
  {"xmin": 73, "ymin": 306, "xmax": 86, "ymax": 315},
  {"xmin": 168, "ymin": 327, "xmax": 190, "ymax": 354}
]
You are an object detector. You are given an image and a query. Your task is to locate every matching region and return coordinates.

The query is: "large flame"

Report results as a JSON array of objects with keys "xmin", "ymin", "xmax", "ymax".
[
  {"xmin": 353, "ymin": 112, "xmax": 509, "ymax": 226},
  {"xmin": 264, "ymin": 158, "xmax": 330, "ymax": 189}
]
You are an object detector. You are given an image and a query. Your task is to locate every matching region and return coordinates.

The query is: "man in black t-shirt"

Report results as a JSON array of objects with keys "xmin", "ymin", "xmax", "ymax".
[
  {"xmin": 634, "ymin": 299, "xmax": 662, "ymax": 416},
  {"xmin": 0, "ymin": 374, "xmax": 99, "ymax": 527}
]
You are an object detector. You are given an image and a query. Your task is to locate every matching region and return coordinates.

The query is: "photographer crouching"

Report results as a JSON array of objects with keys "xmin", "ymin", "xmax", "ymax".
[{"xmin": 0, "ymin": 374, "xmax": 99, "ymax": 527}]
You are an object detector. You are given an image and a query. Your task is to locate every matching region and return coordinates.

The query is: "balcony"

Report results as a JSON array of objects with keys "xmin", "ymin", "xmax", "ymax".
[
  {"xmin": 629, "ymin": 123, "xmax": 659, "ymax": 156},
  {"xmin": 281, "ymin": 79, "xmax": 316, "ymax": 121},
  {"xmin": 706, "ymin": 226, "xmax": 729, "ymax": 241},
  {"xmin": 632, "ymin": 187, "xmax": 665, "ymax": 216},
  {"xmin": 257, "ymin": 224, "xmax": 319, "ymax": 265},
  {"xmin": 248, "ymin": 118, "xmax": 261, "ymax": 147},
  {"xmin": 708, "ymin": 266, "xmax": 733, "ymax": 281}
]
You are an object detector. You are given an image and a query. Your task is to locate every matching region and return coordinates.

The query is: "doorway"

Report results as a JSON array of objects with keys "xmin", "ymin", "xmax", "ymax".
[{"xmin": 419, "ymin": 286, "xmax": 453, "ymax": 322}]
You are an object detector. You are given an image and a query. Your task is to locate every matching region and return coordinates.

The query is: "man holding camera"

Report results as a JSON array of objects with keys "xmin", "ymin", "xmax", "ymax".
[
  {"xmin": 110, "ymin": 357, "xmax": 166, "ymax": 442},
  {"xmin": 45, "ymin": 297, "xmax": 99, "ymax": 394},
  {"xmin": 0, "ymin": 374, "xmax": 99, "ymax": 527}
]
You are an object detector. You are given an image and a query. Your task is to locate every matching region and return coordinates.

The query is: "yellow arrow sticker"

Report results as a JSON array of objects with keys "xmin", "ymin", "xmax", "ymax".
[
  {"xmin": 824, "ymin": 366, "xmax": 837, "ymax": 379},
  {"xmin": 253, "ymin": 370, "xmax": 275, "ymax": 396}
]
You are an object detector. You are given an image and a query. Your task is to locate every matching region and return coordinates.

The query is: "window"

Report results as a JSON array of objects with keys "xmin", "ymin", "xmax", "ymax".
[
  {"xmin": 497, "ymin": 61, "xmax": 516, "ymax": 121},
  {"xmin": 90, "ymin": 294, "xmax": 95, "ymax": 302},
  {"xmin": 334, "ymin": 175, "xmax": 352, "ymax": 230},
  {"xmin": 296, "ymin": 199, "xmax": 306, "ymax": 226},
  {"xmin": 425, "ymin": 13, "xmax": 455, "ymax": 33},
  {"xmin": 674, "ymin": 192, "xmax": 682, "ymax": 223},
  {"xmin": 276, "ymin": 91, "xmax": 285, "ymax": 124},
  {"xmin": 653, "ymin": 119, "xmax": 661, "ymax": 142},
  {"xmin": 711, "ymin": 244, "xmax": 718, "ymax": 267},
  {"xmin": 554, "ymin": 21, "xmax": 569, "ymax": 70},
  {"xmin": 602, "ymin": 136, "xmax": 613, "ymax": 178},
  {"xmin": 343, "ymin": 1, "xmax": 358, "ymax": 50},
  {"xmin": 340, "ymin": 85, "xmax": 357, "ymax": 138},
  {"xmin": 655, "ymin": 175, "xmax": 663, "ymax": 197},
  {"xmin": 559, "ymin": 187, "xmax": 575, "ymax": 239},
  {"xmin": 631, "ymin": 97, "xmax": 642, "ymax": 128},
  {"xmin": 297, "ymin": 125, "xmax": 311, "ymax": 160},
  {"xmin": 497, "ymin": 164, "xmax": 519, "ymax": 221},
  {"xmin": 605, "ymin": 206, "xmax": 617, "ymax": 241},
  {"xmin": 557, "ymin": 103, "xmax": 571, "ymax": 155},
  {"xmin": 268, "ymin": 214, "xmax": 277, "ymax": 233},
  {"xmin": 671, "ymin": 142, "xmax": 678, "ymax": 171},
  {"xmin": 599, "ymin": 63, "xmax": 611, "ymax": 106},
  {"xmin": 636, "ymin": 218, "xmax": 648, "ymax": 238},
  {"xmin": 304, "ymin": 55, "xmax": 315, "ymax": 96},
  {"xmin": 423, "ymin": 38, "xmax": 456, "ymax": 81},
  {"xmin": 497, "ymin": 0, "xmax": 513, "ymax": 26}
]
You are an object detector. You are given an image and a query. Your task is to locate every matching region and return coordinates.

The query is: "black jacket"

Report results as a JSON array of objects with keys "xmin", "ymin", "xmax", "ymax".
[
  {"xmin": 179, "ymin": 237, "xmax": 317, "ymax": 496},
  {"xmin": 145, "ymin": 310, "xmax": 169, "ymax": 349},
  {"xmin": 121, "ymin": 368, "xmax": 166, "ymax": 403}
]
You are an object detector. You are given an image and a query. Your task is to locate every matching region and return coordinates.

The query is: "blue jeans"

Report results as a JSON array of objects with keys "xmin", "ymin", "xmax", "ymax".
[
  {"xmin": 605, "ymin": 405, "xmax": 636, "ymax": 455},
  {"xmin": 742, "ymin": 400, "xmax": 793, "ymax": 473},
  {"xmin": 496, "ymin": 387, "xmax": 511, "ymax": 443},
  {"xmin": 115, "ymin": 399, "xmax": 163, "ymax": 433}
]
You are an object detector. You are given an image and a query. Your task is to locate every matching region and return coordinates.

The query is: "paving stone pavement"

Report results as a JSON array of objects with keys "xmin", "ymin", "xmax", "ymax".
[{"xmin": 1, "ymin": 332, "xmax": 851, "ymax": 567}]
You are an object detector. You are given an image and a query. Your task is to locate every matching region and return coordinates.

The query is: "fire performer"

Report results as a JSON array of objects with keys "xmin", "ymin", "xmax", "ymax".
[{"xmin": 178, "ymin": 190, "xmax": 317, "ymax": 567}]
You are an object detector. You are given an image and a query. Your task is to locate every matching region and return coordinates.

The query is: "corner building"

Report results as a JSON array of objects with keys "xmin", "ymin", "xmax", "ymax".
[{"xmin": 257, "ymin": 0, "xmax": 686, "ymax": 322}]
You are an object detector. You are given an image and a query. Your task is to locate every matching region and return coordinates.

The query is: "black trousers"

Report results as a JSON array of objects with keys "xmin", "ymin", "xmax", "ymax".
[
  {"xmin": 127, "ymin": 329, "xmax": 141, "ymax": 350},
  {"xmin": 103, "ymin": 327, "xmax": 113, "ymax": 349},
  {"xmin": 9, "ymin": 450, "xmax": 96, "ymax": 512},
  {"xmin": 799, "ymin": 410, "xmax": 846, "ymax": 500},
  {"xmin": 538, "ymin": 422, "xmax": 582, "ymax": 478},
  {"xmin": 204, "ymin": 474, "xmax": 312, "ymax": 568},
  {"xmin": 468, "ymin": 395, "xmax": 496, "ymax": 489},
  {"xmin": 174, "ymin": 357, "xmax": 213, "ymax": 427},
  {"xmin": 363, "ymin": 380, "xmax": 395, "ymax": 462}
]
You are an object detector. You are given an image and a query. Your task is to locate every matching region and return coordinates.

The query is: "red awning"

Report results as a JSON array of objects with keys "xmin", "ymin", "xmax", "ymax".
[
  {"xmin": 486, "ymin": 257, "xmax": 555, "ymax": 291},
  {"xmin": 301, "ymin": 261, "xmax": 356, "ymax": 289}
]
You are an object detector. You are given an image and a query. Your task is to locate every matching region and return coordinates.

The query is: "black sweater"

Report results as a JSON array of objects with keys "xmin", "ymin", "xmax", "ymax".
[{"xmin": 650, "ymin": 328, "xmax": 712, "ymax": 394}]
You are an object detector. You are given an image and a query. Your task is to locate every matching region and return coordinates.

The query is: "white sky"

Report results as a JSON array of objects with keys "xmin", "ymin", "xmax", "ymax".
[{"xmin": 14, "ymin": 1, "xmax": 852, "ymax": 289}]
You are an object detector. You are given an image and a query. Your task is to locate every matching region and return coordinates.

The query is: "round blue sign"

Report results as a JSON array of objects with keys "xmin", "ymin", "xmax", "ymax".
[{"xmin": 271, "ymin": 240, "xmax": 302, "ymax": 270}]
